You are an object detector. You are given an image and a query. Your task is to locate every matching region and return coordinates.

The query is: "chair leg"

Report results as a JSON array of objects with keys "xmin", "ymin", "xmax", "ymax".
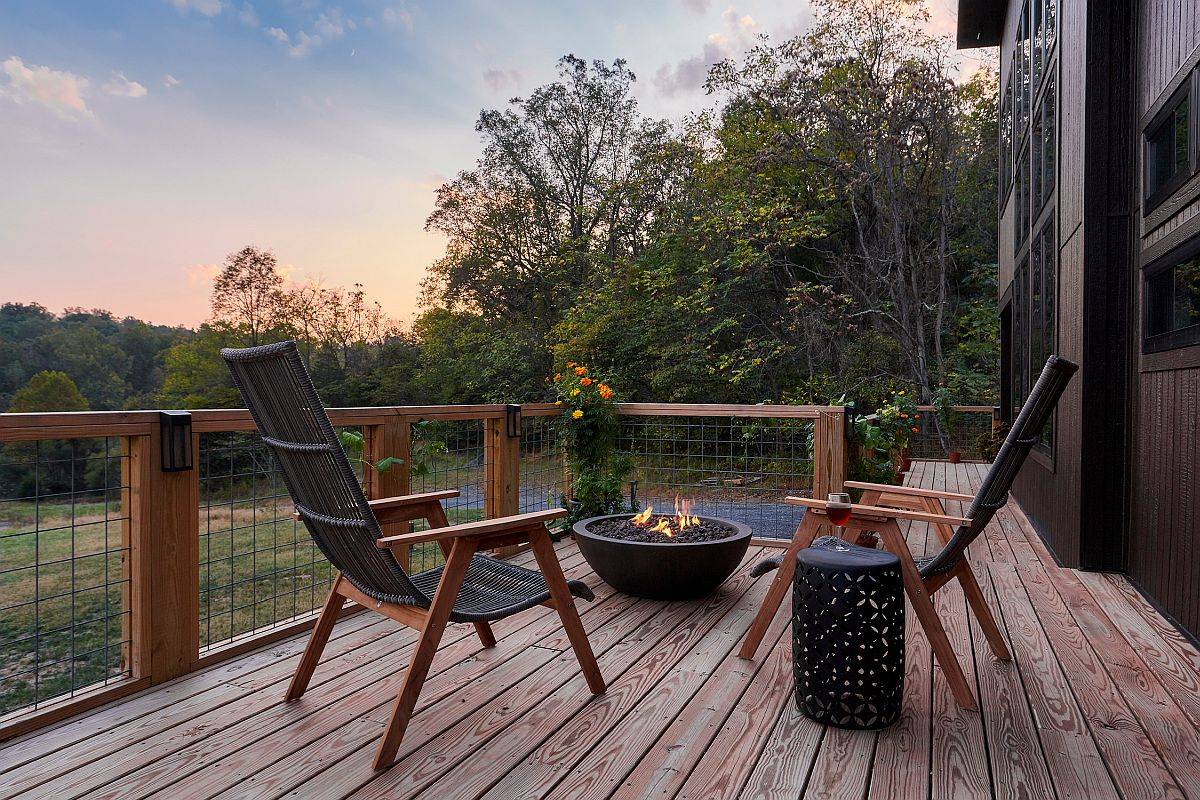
[
  {"xmin": 285, "ymin": 575, "xmax": 346, "ymax": 701},
  {"xmin": 878, "ymin": 521, "xmax": 977, "ymax": 710},
  {"xmin": 473, "ymin": 621, "xmax": 497, "ymax": 648},
  {"xmin": 530, "ymin": 525, "xmax": 606, "ymax": 695},
  {"xmin": 373, "ymin": 537, "xmax": 476, "ymax": 771},
  {"xmin": 956, "ymin": 565, "xmax": 1012, "ymax": 661},
  {"xmin": 738, "ymin": 512, "xmax": 822, "ymax": 660},
  {"xmin": 917, "ymin": 496, "xmax": 1011, "ymax": 661},
  {"xmin": 422, "ymin": 502, "xmax": 495, "ymax": 649}
]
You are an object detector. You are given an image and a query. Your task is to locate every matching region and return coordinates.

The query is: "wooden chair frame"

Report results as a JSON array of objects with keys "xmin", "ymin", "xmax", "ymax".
[
  {"xmin": 286, "ymin": 489, "xmax": 605, "ymax": 770},
  {"xmin": 738, "ymin": 480, "xmax": 1012, "ymax": 710}
]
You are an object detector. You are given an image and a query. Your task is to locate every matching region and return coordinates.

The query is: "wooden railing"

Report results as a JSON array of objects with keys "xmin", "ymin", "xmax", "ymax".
[
  {"xmin": 906, "ymin": 406, "xmax": 1001, "ymax": 461},
  {"xmin": 0, "ymin": 402, "xmax": 844, "ymax": 740}
]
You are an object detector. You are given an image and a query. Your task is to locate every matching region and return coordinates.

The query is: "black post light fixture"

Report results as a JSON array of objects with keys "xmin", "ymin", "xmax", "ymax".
[
  {"xmin": 505, "ymin": 404, "xmax": 521, "ymax": 439},
  {"xmin": 159, "ymin": 411, "xmax": 193, "ymax": 472}
]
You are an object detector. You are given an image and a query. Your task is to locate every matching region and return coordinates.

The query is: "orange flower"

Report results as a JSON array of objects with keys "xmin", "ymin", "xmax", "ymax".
[
  {"xmin": 911, "ymin": 426, "xmax": 919, "ymax": 433},
  {"xmin": 574, "ymin": 366, "xmax": 587, "ymax": 376},
  {"xmin": 580, "ymin": 377, "xmax": 593, "ymax": 386},
  {"xmin": 598, "ymin": 383, "xmax": 613, "ymax": 400},
  {"xmin": 554, "ymin": 373, "xmax": 562, "ymax": 382},
  {"xmin": 567, "ymin": 361, "xmax": 577, "ymax": 368},
  {"xmin": 572, "ymin": 409, "xmax": 584, "ymax": 419}
]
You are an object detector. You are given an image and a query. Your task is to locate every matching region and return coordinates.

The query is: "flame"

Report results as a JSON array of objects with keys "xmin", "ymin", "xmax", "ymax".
[{"xmin": 629, "ymin": 496, "xmax": 700, "ymax": 538}]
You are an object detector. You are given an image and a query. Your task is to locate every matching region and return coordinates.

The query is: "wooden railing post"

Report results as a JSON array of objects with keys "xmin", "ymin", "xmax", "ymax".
[
  {"xmin": 813, "ymin": 408, "xmax": 847, "ymax": 500},
  {"xmin": 365, "ymin": 419, "xmax": 412, "ymax": 570},
  {"xmin": 485, "ymin": 406, "xmax": 522, "ymax": 556},
  {"xmin": 126, "ymin": 430, "xmax": 200, "ymax": 685}
]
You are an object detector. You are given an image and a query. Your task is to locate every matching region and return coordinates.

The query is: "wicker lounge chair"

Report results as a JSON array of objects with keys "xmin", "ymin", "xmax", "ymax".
[
  {"xmin": 739, "ymin": 355, "xmax": 1077, "ymax": 710},
  {"xmin": 221, "ymin": 340, "xmax": 605, "ymax": 770}
]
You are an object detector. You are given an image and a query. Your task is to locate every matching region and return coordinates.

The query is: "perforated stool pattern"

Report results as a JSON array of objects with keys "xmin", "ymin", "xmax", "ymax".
[{"xmin": 792, "ymin": 536, "xmax": 905, "ymax": 729}]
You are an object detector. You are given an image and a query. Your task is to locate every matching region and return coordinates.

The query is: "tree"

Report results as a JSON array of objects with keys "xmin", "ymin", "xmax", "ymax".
[
  {"xmin": 210, "ymin": 246, "xmax": 284, "ymax": 346},
  {"xmin": 8, "ymin": 371, "xmax": 89, "ymax": 412},
  {"xmin": 706, "ymin": 0, "xmax": 999, "ymax": 401}
]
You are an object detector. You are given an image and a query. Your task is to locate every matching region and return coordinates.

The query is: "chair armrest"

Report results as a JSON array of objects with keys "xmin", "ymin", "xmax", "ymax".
[
  {"xmin": 368, "ymin": 490, "xmax": 460, "ymax": 524},
  {"xmin": 785, "ymin": 496, "xmax": 971, "ymax": 527},
  {"xmin": 376, "ymin": 508, "xmax": 567, "ymax": 549},
  {"xmin": 845, "ymin": 481, "xmax": 975, "ymax": 502},
  {"xmin": 292, "ymin": 489, "xmax": 460, "ymax": 524}
]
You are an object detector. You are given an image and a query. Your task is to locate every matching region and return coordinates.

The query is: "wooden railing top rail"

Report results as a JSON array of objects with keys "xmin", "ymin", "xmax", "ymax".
[
  {"xmin": 0, "ymin": 402, "xmax": 848, "ymax": 442},
  {"xmin": 615, "ymin": 403, "xmax": 841, "ymax": 419}
]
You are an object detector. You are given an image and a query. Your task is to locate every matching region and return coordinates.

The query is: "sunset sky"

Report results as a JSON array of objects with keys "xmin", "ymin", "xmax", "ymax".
[{"xmin": 1, "ymin": 0, "xmax": 967, "ymax": 328}]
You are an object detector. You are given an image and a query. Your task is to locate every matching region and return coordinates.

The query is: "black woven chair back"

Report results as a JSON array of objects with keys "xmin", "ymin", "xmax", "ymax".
[
  {"xmin": 922, "ymin": 355, "xmax": 1078, "ymax": 576},
  {"xmin": 221, "ymin": 341, "xmax": 427, "ymax": 607}
]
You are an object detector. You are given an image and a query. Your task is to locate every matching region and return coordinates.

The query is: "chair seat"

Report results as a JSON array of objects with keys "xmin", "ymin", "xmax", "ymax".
[{"xmin": 408, "ymin": 553, "xmax": 595, "ymax": 623}]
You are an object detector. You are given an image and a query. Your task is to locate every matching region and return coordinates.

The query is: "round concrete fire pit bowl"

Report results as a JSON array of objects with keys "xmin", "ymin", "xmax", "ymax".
[{"xmin": 572, "ymin": 514, "xmax": 752, "ymax": 600}]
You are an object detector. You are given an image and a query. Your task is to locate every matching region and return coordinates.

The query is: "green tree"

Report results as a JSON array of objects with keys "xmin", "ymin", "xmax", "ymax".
[{"xmin": 8, "ymin": 371, "xmax": 89, "ymax": 412}]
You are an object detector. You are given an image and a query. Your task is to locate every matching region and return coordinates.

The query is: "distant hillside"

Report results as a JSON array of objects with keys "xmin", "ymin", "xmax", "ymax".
[{"xmin": 0, "ymin": 303, "xmax": 194, "ymax": 411}]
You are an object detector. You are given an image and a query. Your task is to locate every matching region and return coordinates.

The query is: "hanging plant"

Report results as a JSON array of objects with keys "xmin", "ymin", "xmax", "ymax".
[{"xmin": 554, "ymin": 362, "xmax": 632, "ymax": 522}]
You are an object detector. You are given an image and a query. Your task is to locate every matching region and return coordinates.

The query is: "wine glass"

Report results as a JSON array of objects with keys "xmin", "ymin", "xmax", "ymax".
[{"xmin": 826, "ymin": 492, "xmax": 852, "ymax": 538}]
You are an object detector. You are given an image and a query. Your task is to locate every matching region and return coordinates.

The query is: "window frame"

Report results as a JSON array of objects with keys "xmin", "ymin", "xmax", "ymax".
[
  {"xmin": 1143, "ymin": 76, "xmax": 1196, "ymax": 213},
  {"xmin": 1143, "ymin": 234, "xmax": 1200, "ymax": 354}
]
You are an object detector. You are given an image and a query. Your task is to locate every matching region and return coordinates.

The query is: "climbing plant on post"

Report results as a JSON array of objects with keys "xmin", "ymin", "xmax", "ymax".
[{"xmin": 554, "ymin": 362, "xmax": 632, "ymax": 522}]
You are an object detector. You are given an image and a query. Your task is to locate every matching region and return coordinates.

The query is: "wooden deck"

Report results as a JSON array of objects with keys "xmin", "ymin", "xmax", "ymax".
[{"xmin": 4, "ymin": 460, "xmax": 1200, "ymax": 799}]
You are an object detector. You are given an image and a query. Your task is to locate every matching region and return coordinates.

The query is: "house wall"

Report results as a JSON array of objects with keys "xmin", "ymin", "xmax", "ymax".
[
  {"xmin": 1126, "ymin": 0, "xmax": 1200, "ymax": 634},
  {"xmin": 998, "ymin": 0, "xmax": 1086, "ymax": 565}
]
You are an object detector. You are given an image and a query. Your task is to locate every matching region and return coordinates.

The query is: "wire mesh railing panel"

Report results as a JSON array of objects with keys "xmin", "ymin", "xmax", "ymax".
[
  {"xmin": 616, "ymin": 416, "xmax": 815, "ymax": 541},
  {"xmin": 908, "ymin": 408, "xmax": 997, "ymax": 461},
  {"xmin": 407, "ymin": 420, "xmax": 486, "ymax": 573},
  {"xmin": 0, "ymin": 438, "xmax": 131, "ymax": 718},
  {"xmin": 197, "ymin": 429, "xmax": 361, "ymax": 652},
  {"xmin": 519, "ymin": 415, "xmax": 566, "ymax": 532}
]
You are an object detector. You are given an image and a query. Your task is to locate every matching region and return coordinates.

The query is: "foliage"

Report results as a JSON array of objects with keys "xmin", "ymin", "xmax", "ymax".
[
  {"xmin": 554, "ymin": 362, "xmax": 631, "ymax": 521},
  {"xmin": 7, "ymin": 371, "xmax": 89, "ymax": 413},
  {"xmin": 846, "ymin": 389, "xmax": 923, "ymax": 487},
  {"xmin": 336, "ymin": 430, "xmax": 404, "ymax": 476}
]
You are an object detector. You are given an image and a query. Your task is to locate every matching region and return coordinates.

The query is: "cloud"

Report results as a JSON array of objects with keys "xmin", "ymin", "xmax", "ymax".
[
  {"xmin": 184, "ymin": 263, "xmax": 221, "ymax": 285},
  {"xmin": 167, "ymin": 0, "xmax": 224, "ymax": 16},
  {"xmin": 237, "ymin": 3, "xmax": 259, "ymax": 27},
  {"xmin": 382, "ymin": 6, "xmax": 413, "ymax": 31},
  {"xmin": 654, "ymin": 7, "xmax": 761, "ymax": 97},
  {"xmin": 103, "ymin": 73, "xmax": 148, "ymax": 98},
  {"xmin": 653, "ymin": 36, "xmax": 728, "ymax": 96},
  {"xmin": 313, "ymin": 8, "xmax": 355, "ymax": 39},
  {"xmin": 164, "ymin": 74, "xmax": 181, "ymax": 87},
  {"xmin": 680, "ymin": 0, "xmax": 711, "ymax": 13},
  {"xmin": 483, "ymin": 68, "xmax": 523, "ymax": 94},
  {"xmin": 267, "ymin": 8, "xmax": 357, "ymax": 57},
  {"xmin": 722, "ymin": 5, "xmax": 758, "ymax": 32},
  {"xmin": 1, "ymin": 56, "xmax": 91, "ymax": 119}
]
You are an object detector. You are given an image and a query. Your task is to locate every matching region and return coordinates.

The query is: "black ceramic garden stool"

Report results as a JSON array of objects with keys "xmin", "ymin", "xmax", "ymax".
[{"xmin": 792, "ymin": 535, "xmax": 905, "ymax": 729}]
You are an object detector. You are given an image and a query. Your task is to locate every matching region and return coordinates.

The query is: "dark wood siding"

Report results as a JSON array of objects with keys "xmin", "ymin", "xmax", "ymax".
[
  {"xmin": 1002, "ymin": 0, "xmax": 1087, "ymax": 565},
  {"xmin": 1126, "ymin": 0, "xmax": 1200, "ymax": 633}
]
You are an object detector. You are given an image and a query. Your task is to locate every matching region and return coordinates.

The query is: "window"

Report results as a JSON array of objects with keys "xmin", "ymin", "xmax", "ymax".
[
  {"xmin": 1000, "ymin": 73, "xmax": 1014, "ymax": 195},
  {"xmin": 1015, "ymin": 144, "xmax": 1029, "ymax": 254},
  {"xmin": 1037, "ymin": 220, "xmax": 1055, "ymax": 450},
  {"xmin": 1144, "ymin": 84, "xmax": 1192, "ymax": 210},
  {"xmin": 1041, "ymin": 74, "xmax": 1060, "ymax": 209},
  {"xmin": 1010, "ymin": 0, "xmax": 1056, "ymax": 253},
  {"xmin": 1145, "ymin": 244, "xmax": 1200, "ymax": 352}
]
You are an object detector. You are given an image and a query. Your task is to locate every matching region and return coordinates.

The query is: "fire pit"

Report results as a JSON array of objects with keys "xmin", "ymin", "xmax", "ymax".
[{"xmin": 572, "ymin": 500, "xmax": 751, "ymax": 600}]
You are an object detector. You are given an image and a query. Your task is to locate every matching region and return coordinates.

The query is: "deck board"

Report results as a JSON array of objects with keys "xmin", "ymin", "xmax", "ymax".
[{"xmin": 5, "ymin": 462, "xmax": 1200, "ymax": 799}]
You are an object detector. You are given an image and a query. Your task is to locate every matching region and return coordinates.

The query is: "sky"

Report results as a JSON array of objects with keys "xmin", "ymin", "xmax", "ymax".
[{"xmin": 0, "ymin": 0, "xmax": 966, "ymax": 328}]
